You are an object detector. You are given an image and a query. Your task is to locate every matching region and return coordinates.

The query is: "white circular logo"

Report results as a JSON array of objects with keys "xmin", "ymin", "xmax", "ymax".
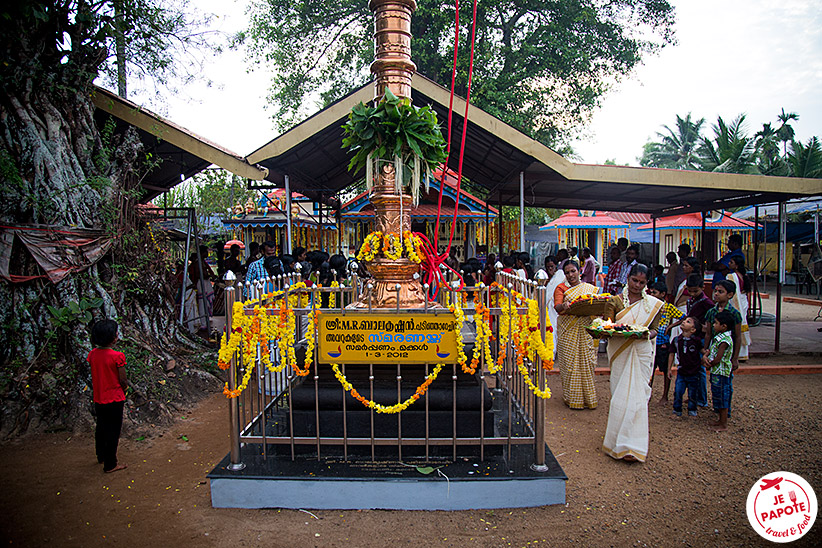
[{"xmin": 746, "ymin": 471, "xmax": 817, "ymax": 543}]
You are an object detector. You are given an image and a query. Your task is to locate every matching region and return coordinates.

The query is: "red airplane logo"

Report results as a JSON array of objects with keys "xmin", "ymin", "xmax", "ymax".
[{"xmin": 760, "ymin": 477, "xmax": 783, "ymax": 491}]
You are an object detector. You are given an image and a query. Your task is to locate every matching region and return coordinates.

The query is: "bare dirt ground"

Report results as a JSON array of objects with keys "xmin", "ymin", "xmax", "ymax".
[{"xmin": 2, "ymin": 361, "xmax": 821, "ymax": 548}]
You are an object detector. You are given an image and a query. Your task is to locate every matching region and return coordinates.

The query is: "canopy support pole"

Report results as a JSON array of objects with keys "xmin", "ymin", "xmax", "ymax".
[
  {"xmin": 485, "ymin": 198, "xmax": 489, "ymax": 259},
  {"xmin": 700, "ymin": 212, "xmax": 707, "ymax": 276},
  {"xmin": 498, "ymin": 190, "xmax": 503, "ymax": 257},
  {"xmin": 775, "ymin": 202, "xmax": 786, "ymax": 352},
  {"xmin": 652, "ymin": 217, "xmax": 657, "ymax": 267},
  {"xmin": 519, "ymin": 171, "xmax": 525, "ymax": 253},
  {"xmin": 285, "ymin": 174, "xmax": 293, "ymax": 254}
]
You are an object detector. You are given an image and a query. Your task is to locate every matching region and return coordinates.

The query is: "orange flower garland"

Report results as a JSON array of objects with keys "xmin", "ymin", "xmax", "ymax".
[{"xmin": 331, "ymin": 363, "xmax": 444, "ymax": 414}]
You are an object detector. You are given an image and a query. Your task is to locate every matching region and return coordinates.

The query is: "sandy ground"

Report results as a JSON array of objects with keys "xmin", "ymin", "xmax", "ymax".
[
  {"xmin": 2, "ymin": 364, "xmax": 821, "ymax": 547},
  {"xmin": 758, "ymin": 294, "xmax": 821, "ymax": 321}
]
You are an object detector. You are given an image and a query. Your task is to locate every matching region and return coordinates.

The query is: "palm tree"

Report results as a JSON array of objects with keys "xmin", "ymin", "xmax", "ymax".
[
  {"xmin": 697, "ymin": 114, "xmax": 759, "ymax": 174},
  {"xmin": 776, "ymin": 108, "xmax": 800, "ymax": 157},
  {"xmin": 755, "ymin": 122, "xmax": 789, "ymax": 176},
  {"xmin": 639, "ymin": 113, "xmax": 705, "ymax": 170},
  {"xmin": 787, "ymin": 137, "xmax": 822, "ymax": 178}
]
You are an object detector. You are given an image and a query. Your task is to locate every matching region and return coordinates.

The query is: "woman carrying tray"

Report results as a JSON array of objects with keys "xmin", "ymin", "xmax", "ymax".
[
  {"xmin": 553, "ymin": 260, "xmax": 600, "ymax": 409},
  {"xmin": 602, "ymin": 264, "xmax": 663, "ymax": 462}
]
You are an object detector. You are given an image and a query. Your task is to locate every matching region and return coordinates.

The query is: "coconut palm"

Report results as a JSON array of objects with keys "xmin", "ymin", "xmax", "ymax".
[
  {"xmin": 755, "ymin": 122, "xmax": 789, "ymax": 176},
  {"xmin": 639, "ymin": 113, "xmax": 705, "ymax": 170},
  {"xmin": 697, "ymin": 114, "xmax": 759, "ymax": 174},
  {"xmin": 786, "ymin": 137, "xmax": 822, "ymax": 178},
  {"xmin": 776, "ymin": 108, "xmax": 800, "ymax": 157}
]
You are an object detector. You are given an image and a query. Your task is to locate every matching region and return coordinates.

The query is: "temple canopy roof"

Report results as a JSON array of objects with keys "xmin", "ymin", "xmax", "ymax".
[
  {"xmin": 246, "ymin": 74, "xmax": 822, "ymax": 217},
  {"xmin": 340, "ymin": 168, "xmax": 498, "ymax": 223},
  {"xmin": 540, "ymin": 210, "xmax": 628, "ymax": 230},
  {"xmin": 91, "ymin": 86, "xmax": 267, "ymax": 203},
  {"xmin": 637, "ymin": 212, "xmax": 758, "ymax": 231}
]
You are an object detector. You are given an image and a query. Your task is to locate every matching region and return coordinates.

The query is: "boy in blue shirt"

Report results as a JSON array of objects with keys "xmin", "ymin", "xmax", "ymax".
[
  {"xmin": 703, "ymin": 309, "xmax": 737, "ymax": 431},
  {"xmin": 668, "ymin": 316, "xmax": 702, "ymax": 418}
]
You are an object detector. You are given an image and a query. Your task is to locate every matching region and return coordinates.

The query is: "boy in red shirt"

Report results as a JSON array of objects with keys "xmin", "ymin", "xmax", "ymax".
[{"xmin": 88, "ymin": 320, "xmax": 128, "ymax": 473}]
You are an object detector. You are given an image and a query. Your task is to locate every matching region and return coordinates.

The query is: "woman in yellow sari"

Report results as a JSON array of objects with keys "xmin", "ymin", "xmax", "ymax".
[
  {"xmin": 602, "ymin": 264, "xmax": 663, "ymax": 462},
  {"xmin": 554, "ymin": 260, "xmax": 599, "ymax": 409}
]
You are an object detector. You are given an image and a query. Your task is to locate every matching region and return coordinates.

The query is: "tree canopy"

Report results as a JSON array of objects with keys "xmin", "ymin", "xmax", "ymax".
[{"xmin": 239, "ymin": 0, "xmax": 676, "ymax": 148}]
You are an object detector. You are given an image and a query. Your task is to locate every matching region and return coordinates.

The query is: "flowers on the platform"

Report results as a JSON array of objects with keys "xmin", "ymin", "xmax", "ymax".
[{"xmin": 331, "ymin": 363, "xmax": 444, "ymax": 414}]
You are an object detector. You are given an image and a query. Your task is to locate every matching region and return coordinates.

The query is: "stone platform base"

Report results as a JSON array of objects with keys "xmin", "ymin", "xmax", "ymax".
[{"xmin": 208, "ymin": 443, "xmax": 566, "ymax": 510}]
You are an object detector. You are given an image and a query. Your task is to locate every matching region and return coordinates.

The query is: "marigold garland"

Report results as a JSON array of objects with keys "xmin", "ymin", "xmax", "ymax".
[
  {"xmin": 403, "ymin": 230, "xmax": 424, "ymax": 263},
  {"xmin": 449, "ymin": 301, "xmax": 468, "ymax": 373},
  {"xmin": 466, "ymin": 291, "xmax": 493, "ymax": 375},
  {"xmin": 490, "ymin": 282, "xmax": 554, "ymax": 397},
  {"xmin": 331, "ymin": 363, "xmax": 444, "ymax": 414},
  {"xmin": 329, "ymin": 280, "xmax": 340, "ymax": 308},
  {"xmin": 356, "ymin": 231, "xmax": 382, "ymax": 262},
  {"xmin": 357, "ymin": 230, "xmax": 427, "ymax": 264},
  {"xmin": 383, "ymin": 232, "xmax": 403, "ymax": 260}
]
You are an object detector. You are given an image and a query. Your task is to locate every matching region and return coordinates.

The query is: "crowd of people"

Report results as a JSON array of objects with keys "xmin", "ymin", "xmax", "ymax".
[
  {"xmin": 541, "ymin": 234, "xmax": 752, "ymax": 463},
  {"xmin": 173, "ymin": 233, "xmax": 751, "ymax": 464}
]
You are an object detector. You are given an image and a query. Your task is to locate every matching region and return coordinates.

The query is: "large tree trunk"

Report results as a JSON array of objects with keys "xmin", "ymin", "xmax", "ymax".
[{"xmin": 0, "ymin": 79, "xmax": 218, "ymax": 437}]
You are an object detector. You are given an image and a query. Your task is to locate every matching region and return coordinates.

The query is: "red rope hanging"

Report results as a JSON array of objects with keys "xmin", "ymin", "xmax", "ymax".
[{"xmin": 417, "ymin": 0, "xmax": 479, "ymax": 299}]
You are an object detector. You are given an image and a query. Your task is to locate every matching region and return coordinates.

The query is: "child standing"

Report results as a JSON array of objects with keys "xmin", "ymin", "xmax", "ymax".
[
  {"xmin": 88, "ymin": 320, "xmax": 128, "ymax": 473},
  {"xmin": 702, "ymin": 310, "xmax": 737, "ymax": 431},
  {"xmin": 703, "ymin": 279, "xmax": 742, "ymax": 370},
  {"xmin": 647, "ymin": 282, "xmax": 683, "ymax": 404},
  {"xmin": 668, "ymin": 316, "xmax": 702, "ymax": 417}
]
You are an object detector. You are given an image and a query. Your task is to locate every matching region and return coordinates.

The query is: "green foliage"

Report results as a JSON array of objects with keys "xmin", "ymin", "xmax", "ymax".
[
  {"xmin": 787, "ymin": 137, "xmax": 822, "ymax": 179},
  {"xmin": 0, "ymin": 1, "xmax": 215, "ymax": 94},
  {"xmin": 639, "ymin": 113, "xmax": 704, "ymax": 170},
  {"xmin": 47, "ymin": 298, "xmax": 104, "ymax": 332},
  {"xmin": 639, "ymin": 110, "xmax": 820, "ymax": 178},
  {"xmin": 501, "ymin": 206, "xmax": 550, "ymax": 225},
  {"xmin": 160, "ymin": 168, "xmax": 255, "ymax": 226},
  {"xmin": 240, "ymin": 0, "xmax": 676, "ymax": 147},
  {"xmin": 341, "ymin": 88, "xmax": 448, "ymax": 174}
]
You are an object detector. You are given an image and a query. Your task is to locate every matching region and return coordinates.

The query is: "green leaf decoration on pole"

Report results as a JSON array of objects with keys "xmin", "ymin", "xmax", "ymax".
[{"xmin": 342, "ymin": 87, "xmax": 448, "ymax": 204}]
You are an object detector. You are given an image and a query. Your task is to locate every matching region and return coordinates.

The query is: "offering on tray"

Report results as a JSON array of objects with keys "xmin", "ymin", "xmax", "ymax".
[
  {"xmin": 586, "ymin": 318, "xmax": 649, "ymax": 338},
  {"xmin": 565, "ymin": 292, "xmax": 612, "ymax": 316}
]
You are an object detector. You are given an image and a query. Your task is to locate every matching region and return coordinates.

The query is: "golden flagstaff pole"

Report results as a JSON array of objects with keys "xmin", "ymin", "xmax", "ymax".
[{"xmin": 351, "ymin": 0, "xmax": 428, "ymax": 309}]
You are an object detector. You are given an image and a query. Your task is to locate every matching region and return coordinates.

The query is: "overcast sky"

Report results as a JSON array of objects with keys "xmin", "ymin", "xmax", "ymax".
[{"xmin": 129, "ymin": 0, "xmax": 822, "ymax": 168}]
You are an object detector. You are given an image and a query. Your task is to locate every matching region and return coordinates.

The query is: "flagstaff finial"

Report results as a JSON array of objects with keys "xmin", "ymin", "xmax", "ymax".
[{"xmin": 369, "ymin": 0, "xmax": 417, "ymax": 100}]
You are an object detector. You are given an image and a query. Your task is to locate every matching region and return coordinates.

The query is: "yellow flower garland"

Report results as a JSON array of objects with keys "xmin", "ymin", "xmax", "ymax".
[
  {"xmin": 491, "ymin": 283, "xmax": 554, "ymax": 397},
  {"xmin": 329, "ymin": 280, "xmax": 340, "ymax": 308},
  {"xmin": 449, "ymin": 301, "xmax": 468, "ymax": 373},
  {"xmin": 403, "ymin": 230, "xmax": 424, "ymax": 263},
  {"xmin": 383, "ymin": 232, "xmax": 403, "ymax": 260},
  {"xmin": 330, "ymin": 363, "xmax": 445, "ymax": 414},
  {"xmin": 356, "ymin": 231, "xmax": 382, "ymax": 262}
]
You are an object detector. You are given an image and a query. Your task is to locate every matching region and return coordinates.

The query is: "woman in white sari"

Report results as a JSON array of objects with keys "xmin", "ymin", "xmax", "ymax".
[
  {"xmin": 544, "ymin": 256, "xmax": 566, "ymax": 360},
  {"xmin": 602, "ymin": 264, "xmax": 663, "ymax": 462},
  {"xmin": 727, "ymin": 256, "xmax": 751, "ymax": 360}
]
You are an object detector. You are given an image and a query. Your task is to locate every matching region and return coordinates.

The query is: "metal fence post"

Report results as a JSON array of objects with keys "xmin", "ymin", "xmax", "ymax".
[
  {"xmin": 224, "ymin": 271, "xmax": 245, "ymax": 471},
  {"xmin": 531, "ymin": 283, "xmax": 549, "ymax": 471}
]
